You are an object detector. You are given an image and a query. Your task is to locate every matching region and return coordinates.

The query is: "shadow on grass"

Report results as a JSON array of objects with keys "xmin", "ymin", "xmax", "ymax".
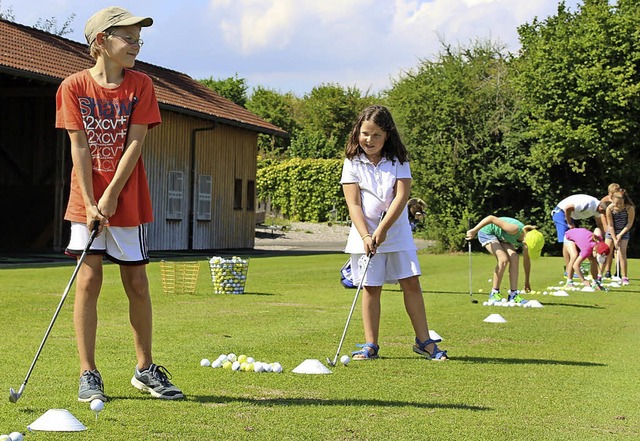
[
  {"xmin": 545, "ymin": 302, "xmax": 605, "ymax": 309},
  {"xmin": 452, "ymin": 356, "xmax": 606, "ymax": 367},
  {"xmin": 192, "ymin": 395, "xmax": 491, "ymax": 411}
]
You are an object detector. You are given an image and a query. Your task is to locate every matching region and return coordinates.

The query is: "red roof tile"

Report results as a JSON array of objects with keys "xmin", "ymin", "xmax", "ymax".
[{"xmin": 0, "ymin": 19, "xmax": 287, "ymax": 137}]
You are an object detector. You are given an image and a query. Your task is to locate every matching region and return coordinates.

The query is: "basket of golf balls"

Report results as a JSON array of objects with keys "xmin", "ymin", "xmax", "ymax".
[{"xmin": 209, "ymin": 256, "xmax": 249, "ymax": 294}]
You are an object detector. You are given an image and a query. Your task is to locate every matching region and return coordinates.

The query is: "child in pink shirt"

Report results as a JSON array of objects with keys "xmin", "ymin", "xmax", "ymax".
[{"xmin": 564, "ymin": 228, "xmax": 610, "ymax": 288}]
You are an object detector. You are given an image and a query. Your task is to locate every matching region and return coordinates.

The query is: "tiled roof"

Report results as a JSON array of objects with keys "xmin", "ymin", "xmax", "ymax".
[{"xmin": 0, "ymin": 19, "xmax": 287, "ymax": 137}]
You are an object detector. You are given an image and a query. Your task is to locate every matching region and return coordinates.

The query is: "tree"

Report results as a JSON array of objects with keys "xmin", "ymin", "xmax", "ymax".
[
  {"xmin": 0, "ymin": 1, "xmax": 14, "ymax": 21},
  {"xmin": 292, "ymin": 83, "xmax": 377, "ymax": 158},
  {"xmin": 387, "ymin": 39, "xmax": 523, "ymax": 251},
  {"xmin": 246, "ymin": 86, "xmax": 298, "ymax": 157},
  {"xmin": 200, "ymin": 74, "xmax": 249, "ymax": 107},
  {"xmin": 514, "ymin": 0, "xmax": 640, "ymax": 219},
  {"xmin": 33, "ymin": 14, "xmax": 75, "ymax": 36}
]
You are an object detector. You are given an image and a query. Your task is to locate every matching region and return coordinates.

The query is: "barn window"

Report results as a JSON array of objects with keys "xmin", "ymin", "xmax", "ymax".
[
  {"xmin": 233, "ymin": 178, "xmax": 243, "ymax": 210},
  {"xmin": 246, "ymin": 180, "xmax": 255, "ymax": 211},
  {"xmin": 167, "ymin": 171, "xmax": 183, "ymax": 220},
  {"xmin": 197, "ymin": 174, "xmax": 212, "ymax": 221}
]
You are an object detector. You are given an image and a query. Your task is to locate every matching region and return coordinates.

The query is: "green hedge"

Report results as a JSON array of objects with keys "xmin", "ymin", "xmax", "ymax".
[{"xmin": 257, "ymin": 158, "xmax": 348, "ymax": 222}]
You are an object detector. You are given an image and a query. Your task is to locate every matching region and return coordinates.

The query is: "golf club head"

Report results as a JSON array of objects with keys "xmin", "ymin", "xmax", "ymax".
[
  {"xmin": 326, "ymin": 357, "xmax": 336, "ymax": 367},
  {"xmin": 9, "ymin": 386, "xmax": 21, "ymax": 403}
]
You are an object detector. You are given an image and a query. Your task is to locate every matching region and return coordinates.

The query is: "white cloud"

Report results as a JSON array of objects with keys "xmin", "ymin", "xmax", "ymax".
[{"xmin": 7, "ymin": 0, "xmax": 584, "ymax": 95}]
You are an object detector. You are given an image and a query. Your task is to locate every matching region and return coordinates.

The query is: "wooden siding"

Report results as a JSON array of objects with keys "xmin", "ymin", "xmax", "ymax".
[{"xmin": 144, "ymin": 110, "xmax": 257, "ymax": 251}]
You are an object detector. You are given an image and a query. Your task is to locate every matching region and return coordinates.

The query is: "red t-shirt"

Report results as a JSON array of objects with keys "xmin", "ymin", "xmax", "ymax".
[{"xmin": 55, "ymin": 69, "xmax": 161, "ymax": 226}]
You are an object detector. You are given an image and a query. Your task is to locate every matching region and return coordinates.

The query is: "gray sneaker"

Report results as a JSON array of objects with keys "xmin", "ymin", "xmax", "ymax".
[
  {"xmin": 131, "ymin": 364, "xmax": 184, "ymax": 400},
  {"xmin": 78, "ymin": 369, "xmax": 106, "ymax": 402}
]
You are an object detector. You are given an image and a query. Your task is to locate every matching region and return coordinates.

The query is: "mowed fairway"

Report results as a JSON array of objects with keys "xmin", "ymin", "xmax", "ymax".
[{"xmin": 0, "ymin": 251, "xmax": 639, "ymax": 440}]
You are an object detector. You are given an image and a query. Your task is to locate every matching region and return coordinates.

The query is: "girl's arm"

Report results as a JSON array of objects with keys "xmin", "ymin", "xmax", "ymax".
[
  {"xmin": 68, "ymin": 130, "xmax": 107, "ymax": 232},
  {"xmin": 605, "ymin": 205, "xmax": 615, "ymax": 236},
  {"xmin": 97, "ymin": 124, "xmax": 149, "ymax": 218},
  {"xmin": 372, "ymin": 177, "xmax": 411, "ymax": 247},
  {"xmin": 343, "ymin": 182, "xmax": 376, "ymax": 255}
]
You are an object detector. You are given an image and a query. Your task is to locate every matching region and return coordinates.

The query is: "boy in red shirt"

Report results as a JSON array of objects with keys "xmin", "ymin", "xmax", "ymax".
[{"xmin": 56, "ymin": 6, "xmax": 183, "ymax": 402}]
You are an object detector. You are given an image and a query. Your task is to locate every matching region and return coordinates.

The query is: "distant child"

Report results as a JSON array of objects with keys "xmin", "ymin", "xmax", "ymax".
[
  {"xmin": 600, "ymin": 183, "xmax": 621, "ymax": 212},
  {"xmin": 551, "ymin": 194, "xmax": 606, "ymax": 274},
  {"xmin": 407, "ymin": 197, "xmax": 426, "ymax": 232},
  {"xmin": 55, "ymin": 6, "xmax": 183, "ymax": 401},
  {"xmin": 603, "ymin": 189, "xmax": 635, "ymax": 284},
  {"xmin": 564, "ymin": 228, "xmax": 610, "ymax": 289},
  {"xmin": 341, "ymin": 105, "xmax": 447, "ymax": 361},
  {"xmin": 466, "ymin": 216, "xmax": 540, "ymax": 303}
]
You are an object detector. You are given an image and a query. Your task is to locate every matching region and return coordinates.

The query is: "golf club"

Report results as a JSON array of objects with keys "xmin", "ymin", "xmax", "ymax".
[
  {"xmin": 327, "ymin": 252, "xmax": 373, "ymax": 367},
  {"xmin": 616, "ymin": 247, "xmax": 621, "ymax": 280},
  {"xmin": 467, "ymin": 239, "xmax": 478, "ymax": 303},
  {"xmin": 9, "ymin": 222, "xmax": 100, "ymax": 403}
]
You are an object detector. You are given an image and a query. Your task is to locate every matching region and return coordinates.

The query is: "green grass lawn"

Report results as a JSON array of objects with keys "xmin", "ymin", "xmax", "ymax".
[{"xmin": 0, "ymin": 251, "xmax": 639, "ymax": 440}]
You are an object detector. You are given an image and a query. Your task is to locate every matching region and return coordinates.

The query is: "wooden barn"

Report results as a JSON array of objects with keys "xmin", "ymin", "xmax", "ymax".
[{"xmin": 0, "ymin": 19, "xmax": 287, "ymax": 252}]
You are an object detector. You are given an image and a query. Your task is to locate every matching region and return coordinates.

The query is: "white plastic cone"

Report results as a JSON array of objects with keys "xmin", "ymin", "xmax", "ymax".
[
  {"xmin": 292, "ymin": 359, "xmax": 333, "ymax": 374},
  {"xmin": 609, "ymin": 282, "xmax": 621, "ymax": 288},
  {"xmin": 526, "ymin": 299, "xmax": 544, "ymax": 308},
  {"xmin": 552, "ymin": 290, "xmax": 569, "ymax": 297},
  {"xmin": 581, "ymin": 286, "xmax": 595, "ymax": 292},
  {"xmin": 483, "ymin": 313, "xmax": 507, "ymax": 323},
  {"xmin": 428, "ymin": 329, "xmax": 443, "ymax": 341},
  {"xmin": 27, "ymin": 409, "xmax": 86, "ymax": 432}
]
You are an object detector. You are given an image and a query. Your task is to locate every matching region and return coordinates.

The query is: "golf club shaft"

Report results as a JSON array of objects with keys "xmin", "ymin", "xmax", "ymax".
[
  {"xmin": 468, "ymin": 240, "xmax": 473, "ymax": 296},
  {"xmin": 13, "ymin": 223, "xmax": 99, "ymax": 399},
  {"xmin": 331, "ymin": 253, "xmax": 373, "ymax": 365}
]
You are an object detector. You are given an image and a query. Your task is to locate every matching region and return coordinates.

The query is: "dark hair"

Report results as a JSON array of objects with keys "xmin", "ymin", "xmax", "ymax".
[
  {"xmin": 616, "ymin": 189, "xmax": 635, "ymax": 207},
  {"xmin": 344, "ymin": 105, "xmax": 408, "ymax": 163}
]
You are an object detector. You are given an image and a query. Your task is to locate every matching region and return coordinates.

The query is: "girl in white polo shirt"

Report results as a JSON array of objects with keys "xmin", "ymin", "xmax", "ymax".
[{"xmin": 340, "ymin": 105, "xmax": 447, "ymax": 361}]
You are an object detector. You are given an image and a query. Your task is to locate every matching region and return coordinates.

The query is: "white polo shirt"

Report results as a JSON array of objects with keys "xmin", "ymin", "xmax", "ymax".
[
  {"xmin": 340, "ymin": 154, "xmax": 416, "ymax": 253},
  {"xmin": 557, "ymin": 194, "xmax": 602, "ymax": 220}
]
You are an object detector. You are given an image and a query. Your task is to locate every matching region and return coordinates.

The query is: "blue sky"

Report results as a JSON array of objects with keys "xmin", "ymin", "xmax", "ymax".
[{"xmin": 6, "ymin": 0, "xmax": 583, "ymax": 96}]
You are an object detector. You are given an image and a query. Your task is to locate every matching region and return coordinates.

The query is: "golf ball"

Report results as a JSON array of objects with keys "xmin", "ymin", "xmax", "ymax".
[
  {"xmin": 90, "ymin": 399, "xmax": 104, "ymax": 412},
  {"xmin": 271, "ymin": 363, "xmax": 283, "ymax": 373},
  {"xmin": 200, "ymin": 358, "xmax": 211, "ymax": 367},
  {"xmin": 0, "ymin": 436, "xmax": 10, "ymax": 441},
  {"xmin": 340, "ymin": 355, "xmax": 351, "ymax": 365},
  {"xmin": 222, "ymin": 361, "xmax": 232, "ymax": 369},
  {"xmin": 231, "ymin": 361, "xmax": 241, "ymax": 371},
  {"xmin": 211, "ymin": 359, "xmax": 222, "ymax": 368},
  {"xmin": 254, "ymin": 362, "xmax": 264, "ymax": 373},
  {"xmin": 238, "ymin": 354, "xmax": 247, "ymax": 364},
  {"xmin": 8, "ymin": 433, "xmax": 22, "ymax": 441},
  {"xmin": 227, "ymin": 353, "xmax": 237, "ymax": 362}
]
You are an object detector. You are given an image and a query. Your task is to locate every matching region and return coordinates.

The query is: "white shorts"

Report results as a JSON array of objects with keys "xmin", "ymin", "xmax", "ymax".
[
  {"xmin": 349, "ymin": 250, "xmax": 421, "ymax": 286},
  {"xmin": 66, "ymin": 222, "xmax": 149, "ymax": 265}
]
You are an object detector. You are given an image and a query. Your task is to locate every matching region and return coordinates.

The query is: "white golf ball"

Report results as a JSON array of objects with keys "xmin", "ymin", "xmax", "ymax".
[
  {"xmin": 8, "ymin": 433, "xmax": 22, "ymax": 441},
  {"xmin": 231, "ymin": 361, "xmax": 241, "ymax": 371},
  {"xmin": 488, "ymin": 278, "xmax": 492, "ymax": 283},
  {"xmin": 254, "ymin": 362, "xmax": 264, "ymax": 373},
  {"xmin": 271, "ymin": 362, "xmax": 283, "ymax": 373},
  {"xmin": 482, "ymin": 301, "xmax": 488, "ymax": 306},
  {"xmin": 227, "ymin": 353, "xmax": 237, "ymax": 362},
  {"xmin": 263, "ymin": 362, "xmax": 273, "ymax": 372},
  {"xmin": 246, "ymin": 357, "xmax": 255, "ymax": 363},
  {"xmin": 0, "ymin": 435, "xmax": 10, "ymax": 441},
  {"xmin": 340, "ymin": 355, "xmax": 351, "ymax": 365},
  {"xmin": 211, "ymin": 359, "xmax": 222, "ymax": 368},
  {"xmin": 218, "ymin": 354, "xmax": 228, "ymax": 363},
  {"xmin": 90, "ymin": 399, "xmax": 104, "ymax": 412},
  {"xmin": 200, "ymin": 358, "xmax": 211, "ymax": 367}
]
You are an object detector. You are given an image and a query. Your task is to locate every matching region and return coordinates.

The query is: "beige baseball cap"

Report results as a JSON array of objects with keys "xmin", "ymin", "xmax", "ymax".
[{"xmin": 84, "ymin": 6, "xmax": 153, "ymax": 45}]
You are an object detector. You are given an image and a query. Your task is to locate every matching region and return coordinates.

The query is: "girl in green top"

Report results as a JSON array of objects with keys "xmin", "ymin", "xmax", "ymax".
[{"xmin": 466, "ymin": 216, "xmax": 539, "ymax": 303}]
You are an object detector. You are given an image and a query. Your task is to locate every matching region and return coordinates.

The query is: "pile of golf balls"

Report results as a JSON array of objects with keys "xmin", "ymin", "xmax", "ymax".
[
  {"xmin": 209, "ymin": 256, "xmax": 249, "ymax": 294},
  {"xmin": 0, "ymin": 433, "xmax": 23, "ymax": 441},
  {"xmin": 201, "ymin": 353, "xmax": 283, "ymax": 373}
]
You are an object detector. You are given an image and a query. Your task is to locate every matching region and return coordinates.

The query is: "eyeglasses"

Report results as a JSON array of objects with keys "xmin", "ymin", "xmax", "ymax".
[{"xmin": 107, "ymin": 33, "xmax": 144, "ymax": 47}]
